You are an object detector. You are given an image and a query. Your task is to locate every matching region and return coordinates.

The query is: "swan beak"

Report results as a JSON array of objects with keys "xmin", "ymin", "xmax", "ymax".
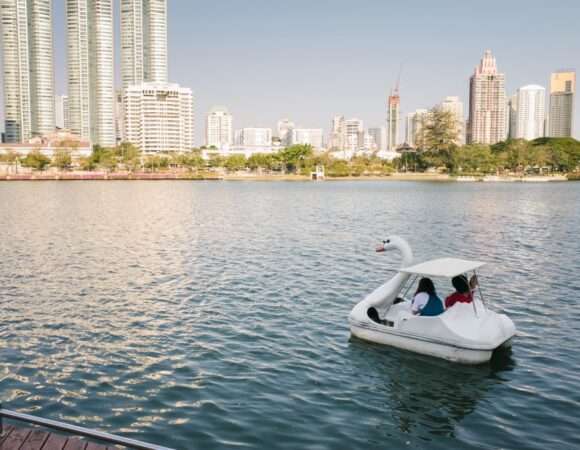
[{"xmin": 376, "ymin": 245, "xmax": 386, "ymax": 253}]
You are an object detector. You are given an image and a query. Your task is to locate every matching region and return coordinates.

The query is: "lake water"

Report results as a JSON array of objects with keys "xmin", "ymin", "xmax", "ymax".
[{"xmin": 1, "ymin": 180, "xmax": 579, "ymax": 450}]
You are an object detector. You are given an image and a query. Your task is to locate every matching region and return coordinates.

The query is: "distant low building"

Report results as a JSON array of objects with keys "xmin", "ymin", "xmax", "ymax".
[
  {"xmin": 290, "ymin": 128, "xmax": 324, "ymax": 149},
  {"xmin": 368, "ymin": 127, "xmax": 387, "ymax": 151},
  {"xmin": 277, "ymin": 119, "xmax": 295, "ymax": 146},
  {"xmin": 235, "ymin": 128, "xmax": 272, "ymax": 147},
  {"xmin": 0, "ymin": 130, "xmax": 91, "ymax": 157}
]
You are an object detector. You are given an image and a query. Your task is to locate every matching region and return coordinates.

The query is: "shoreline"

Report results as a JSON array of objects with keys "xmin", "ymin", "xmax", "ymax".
[{"xmin": 0, "ymin": 171, "xmax": 573, "ymax": 182}]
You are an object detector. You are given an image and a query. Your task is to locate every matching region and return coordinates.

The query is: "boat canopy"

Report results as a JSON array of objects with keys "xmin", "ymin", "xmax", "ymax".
[{"xmin": 400, "ymin": 258, "xmax": 486, "ymax": 278}]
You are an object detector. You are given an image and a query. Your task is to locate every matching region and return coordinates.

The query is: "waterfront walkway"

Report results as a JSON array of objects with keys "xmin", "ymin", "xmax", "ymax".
[{"xmin": 0, "ymin": 425, "xmax": 113, "ymax": 450}]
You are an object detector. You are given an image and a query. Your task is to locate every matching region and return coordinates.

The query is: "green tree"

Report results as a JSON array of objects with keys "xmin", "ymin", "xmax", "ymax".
[
  {"xmin": 279, "ymin": 144, "xmax": 313, "ymax": 172},
  {"xmin": 326, "ymin": 159, "xmax": 350, "ymax": 177},
  {"xmin": 207, "ymin": 154, "xmax": 225, "ymax": 168},
  {"xmin": 420, "ymin": 107, "xmax": 460, "ymax": 170},
  {"xmin": 52, "ymin": 148, "xmax": 72, "ymax": 169},
  {"xmin": 21, "ymin": 149, "xmax": 51, "ymax": 170},
  {"xmin": 144, "ymin": 155, "xmax": 170, "ymax": 171},
  {"xmin": 224, "ymin": 154, "xmax": 247, "ymax": 171},
  {"xmin": 456, "ymin": 144, "xmax": 495, "ymax": 173},
  {"xmin": 116, "ymin": 142, "xmax": 141, "ymax": 170},
  {"xmin": 78, "ymin": 156, "xmax": 96, "ymax": 171}
]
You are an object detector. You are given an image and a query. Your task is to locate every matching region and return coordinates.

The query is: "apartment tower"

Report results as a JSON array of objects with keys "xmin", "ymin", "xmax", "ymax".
[
  {"xmin": 387, "ymin": 89, "xmax": 400, "ymax": 150},
  {"xmin": 467, "ymin": 50, "xmax": 506, "ymax": 144},
  {"xmin": 515, "ymin": 85, "xmax": 545, "ymax": 140},
  {"xmin": 0, "ymin": 0, "xmax": 54, "ymax": 142},
  {"xmin": 123, "ymin": 82, "xmax": 193, "ymax": 153},
  {"xmin": 548, "ymin": 70, "xmax": 576, "ymax": 137},
  {"xmin": 206, "ymin": 106, "xmax": 233, "ymax": 149},
  {"xmin": 67, "ymin": 0, "xmax": 115, "ymax": 146},
  {"xmin": 121, "ymin": 0, "xmax": 168, "ymax": 88}
]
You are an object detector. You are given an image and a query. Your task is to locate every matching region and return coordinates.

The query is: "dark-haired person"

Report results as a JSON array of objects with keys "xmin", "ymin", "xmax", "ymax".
[
  {"xmin": 445, "ymin": 275, "xmax": 475, "ymax": 309},
  {"xmin": 411, "ymin": 278, "xmax": 444, "ymax": 316}
]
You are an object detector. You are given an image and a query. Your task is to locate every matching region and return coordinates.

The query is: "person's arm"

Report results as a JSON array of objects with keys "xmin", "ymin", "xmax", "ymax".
[
  {"xmin": 469, "ymin": 274, "xmax": 478, "ymax": 290},
  {"xmin": 412, "ymin": 293, "xmax": 428, "ymax": 315}
]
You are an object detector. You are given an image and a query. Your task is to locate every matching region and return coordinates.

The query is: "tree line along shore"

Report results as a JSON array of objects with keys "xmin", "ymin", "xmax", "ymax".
[{"xmin": 1, "ymin": 109, "xmax": 579, "ymax": 180}]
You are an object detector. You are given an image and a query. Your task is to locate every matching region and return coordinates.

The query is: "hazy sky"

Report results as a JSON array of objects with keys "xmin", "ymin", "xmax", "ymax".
[{"xmin": 2, "ymin": 0, "xmax": 580, "ymax": 143}]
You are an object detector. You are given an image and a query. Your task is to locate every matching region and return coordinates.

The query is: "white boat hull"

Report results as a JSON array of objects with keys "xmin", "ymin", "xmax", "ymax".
[
  {"xmin": 349, "ymin": 301, "xmax": 516, "ymax": 365},
  {"xmin": 351, "ymin": 321, "xmax": 498, "ymax": 364}
]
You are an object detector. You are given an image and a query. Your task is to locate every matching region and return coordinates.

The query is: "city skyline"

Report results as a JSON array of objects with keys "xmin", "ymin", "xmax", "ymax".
[{"xmin": 0, "ymin": 0, "xmax": 579, "ymax": 145}]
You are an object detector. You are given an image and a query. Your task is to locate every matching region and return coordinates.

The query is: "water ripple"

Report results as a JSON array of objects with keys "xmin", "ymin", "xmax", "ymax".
[{"xmin": 1, "ymin": 181, "xmax": 580, "ymax": 450}]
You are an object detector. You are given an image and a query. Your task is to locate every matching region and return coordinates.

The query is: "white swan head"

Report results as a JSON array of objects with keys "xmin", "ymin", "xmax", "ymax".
[
  {"xmin": 375, "ymin": 235, "xmax": 414, "ymax": 268},
  {"xmin": 376, "ymin": 235, "xmax": 408, "ymax": 253}
]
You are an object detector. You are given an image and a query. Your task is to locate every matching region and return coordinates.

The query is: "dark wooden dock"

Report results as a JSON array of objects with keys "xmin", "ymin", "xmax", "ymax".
[{"xmin": 0, "ymin": 425, "xmax": 114, "ymax": 450}]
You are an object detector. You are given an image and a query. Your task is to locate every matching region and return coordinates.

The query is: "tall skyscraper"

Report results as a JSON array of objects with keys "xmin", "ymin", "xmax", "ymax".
[
  {"xmin": 121, "ymin": 0, "xmax": 168, "ymax": 89},
  {"xmin": 440, "ymin": 96, "xmax": 465, "ymax": 145},
  {"xmin": 548, "ymin": 70, "xmax": 576, "ymax": 137},
  {"xmin": 206, "ymin": 106, "xmax": 233, "ymax": 149},
  {"xmin": 67, "ymin": 0, "xmax": 115, "ymax": 146},
  {"xmin": 387, "ymin": 89, "xmax": 400, "ymax": 150},
  {"xmin": 123, "ymin": 82, "xmax": 193, "ymax": 153},
  {"xmin": 515, "ymin": 85, "xmax": 545, "ymax": 141},
  {"xmin": 0, "ymin": 0, "xmax": 54, "ymax": 142},
  {"xmin": 467, "ymin": 50, "xmax": 506, "ymax": 144}
]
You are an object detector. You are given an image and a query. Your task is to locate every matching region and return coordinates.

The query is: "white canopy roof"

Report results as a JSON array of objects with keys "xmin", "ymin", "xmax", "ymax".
[{"xmin": 400, "ymin": 258, "xmax": 486, "ymax": 278}]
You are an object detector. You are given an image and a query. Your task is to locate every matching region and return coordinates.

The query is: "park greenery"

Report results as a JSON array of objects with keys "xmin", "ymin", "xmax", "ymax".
[{"xmin": 1, "ymin": 108, "xmax": 579, "ymax": 177}]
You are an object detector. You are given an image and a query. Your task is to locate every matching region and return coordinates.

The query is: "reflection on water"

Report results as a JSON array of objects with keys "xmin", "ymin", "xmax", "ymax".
[
  {"xmin": 348, "ymin": 338, "xmax": 515, "ymax": 441},
  {"xmin": 1, "ymin": 181, "xmax": 579, "ymax": 450}
]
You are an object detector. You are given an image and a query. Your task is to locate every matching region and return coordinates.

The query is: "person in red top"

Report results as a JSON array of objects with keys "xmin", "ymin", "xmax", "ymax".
[{"xmin": 445, "ymin": 275, "xmax": 474, "ymax": 309}]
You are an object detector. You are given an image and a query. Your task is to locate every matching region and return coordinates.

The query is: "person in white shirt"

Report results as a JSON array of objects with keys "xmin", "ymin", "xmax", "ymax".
[{"xmin": 411, "ymin": 277, "xmax": 444, "ymax": 316}]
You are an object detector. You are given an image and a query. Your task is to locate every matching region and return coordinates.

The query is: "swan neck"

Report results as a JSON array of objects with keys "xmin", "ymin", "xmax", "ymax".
[{"xmin": 397, "ymin": 242, "xmax": 413, "ymax": 269}]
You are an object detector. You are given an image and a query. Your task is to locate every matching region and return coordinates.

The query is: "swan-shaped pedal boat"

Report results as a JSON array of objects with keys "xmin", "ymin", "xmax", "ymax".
[{"xmin": 349, "ymin": 236, "xmax": 516, "ymax": 364}]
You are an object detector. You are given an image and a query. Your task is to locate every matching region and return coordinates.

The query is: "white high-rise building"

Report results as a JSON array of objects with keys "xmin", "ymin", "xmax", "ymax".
[
  {"xmin": 440, "ymin": 96, "xmax": 465, "ymax": 145},
  {"xmin": 368, "ymin": 127, "xmax": 387, "ymax": 151},
  {"xmin": 277, "ymin": 119, "xmax": 295, "ymax": 146},
  {"xmin": 121, "ymin": 0, "xmax": 168, "ymax": 89},
  {"xmin": 206, "ymin": 106, "xmax": 233, "ymax": 149},
  {"xmin": 0, "ymin": 0, "xmax": 54, "ymax": 142},
  {"xmin": 123, "ymin": 82, "xmax": 193, "ymax": 153},
  {"xmin": 515, "ymin": 85, "xmax": 545, "ymax": 141},
  {"xmin": 236, "ymin": 128, "xmax": 272, "ymax": 147},
  {"xmin": 467, "ymin": 50, "xmax": 506, "ymax": 144},
  {"xmin": 344, "ymin": 118, "xmax": 364, "ymax": 151},
  {"xmin": 67, "ymin": 0, "xmax": 115, "ymax": 146},
  {"xmin": 405, "ymin": 109, "xmax": 428, "ymax": 148},
  {"xmin": 291, "ymin": 129, "xmax": 324, "ymax": 149}
]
